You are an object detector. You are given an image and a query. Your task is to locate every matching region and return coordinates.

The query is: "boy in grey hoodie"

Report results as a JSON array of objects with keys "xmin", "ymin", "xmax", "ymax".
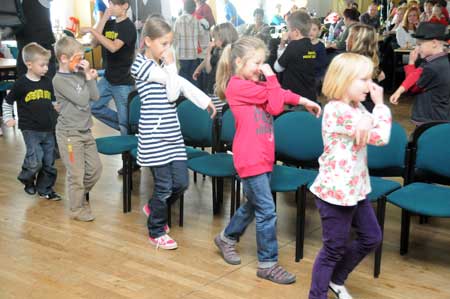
[{"xmin": 53, "ymin": 37, "xmax": 102, "ymax": 222}]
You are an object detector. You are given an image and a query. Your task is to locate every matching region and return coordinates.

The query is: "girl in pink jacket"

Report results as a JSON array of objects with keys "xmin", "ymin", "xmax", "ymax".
[{"xmin": 213, "ymin": 36, "xmax": 321, "ymax": 285}]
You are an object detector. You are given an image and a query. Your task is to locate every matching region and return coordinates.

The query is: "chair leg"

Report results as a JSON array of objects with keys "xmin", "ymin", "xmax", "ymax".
[
  {"xmin": 236, "ymin": 179, "xmax": 241, "ymax": 210},
  {"xmin": 121, "ymin": 152, "xmax": 130, "ymax": 213},
  {"xmin": 85, "ymin": 192, "xmax": 90, "ymax": 202},
  {"xmin": 230, "ymin": 176, "xmax": 236, "ymax": 218},
  {"xmin": 400, "ymin": 209, "xmax": 411, "ymax": 255},
  {"xmin": 296, "ymin": 185, "xmax": 306, "ymax": 262},
  {"xmin": 374, "ymin": 196, "xmax": 387, "ymax": 278},
  {"xmin": 179, "ymin": 193, "xmax": 184, "ymax": 227},
  {"xmin": 212, "ymin": 177, "xmax": 219, "ymax": 215},
  {"xmin": 193, "ymin": 171, "xmax": 197, "ymax": 183},
  {"xmin": 127, "ymin": 153, "xmax": 132, "ymax": 212},
  {"xmin": 272, "ymin": 192, "xmax": 277, "ymax": 208},
  {"xmin": 218, "ymin": 177, "xmax": 224, "ymax": 207}
]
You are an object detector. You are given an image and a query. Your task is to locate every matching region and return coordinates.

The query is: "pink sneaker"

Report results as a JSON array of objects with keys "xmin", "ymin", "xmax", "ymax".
[
  {"xmin": 148, "ymin": 234, "xmax": 178, "ymax": 250},
  {"xmin": 143, "ymin": 204, "xmax": 170, "ymax": 233}
]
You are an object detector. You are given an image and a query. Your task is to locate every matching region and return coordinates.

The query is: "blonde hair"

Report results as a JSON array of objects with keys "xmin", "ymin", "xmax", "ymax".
[
  {"xmin": 142, "ymin": 16, "xmax": 172, "ymax": 40},
  {"xmin": 287, "ymin": 10, "xmax": 312, "ymax": 37},
  {"xmin": 22, "ymin": 42, "xmax": 51, "ymax": 63},
  {"xmin": 402, "ymin": 7, "xmax": 420, "ymax": 30},
  {"xmin": 216, "ymin": 22, "xmax": 239, "ymax": 47},
  {"xmin": 322, "ymin": 53, "xmax": 374, "ymax": 101},
  {"xmin": 347, "ymin": 23, "xmax": 380, "ymax": 79},
  {"xmin": 215, "ymin": 36, "xmax": 267, "ymax": 100},
  {"xmin": 54, "ymin": 36, "xmax": 84, "ymax": 62}
]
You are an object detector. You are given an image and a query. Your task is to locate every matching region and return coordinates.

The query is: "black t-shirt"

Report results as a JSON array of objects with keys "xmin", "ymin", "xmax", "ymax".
[
  {"xmin": 278, "ymin": 38, "xmax": 317, "ymax": 102},
  {"xmin": 6, "ymin": 75, "xmax": 57, "ymax": 131},
  {"xmin": 103, "ymin": 18, "xmax": 137, "ymax": 85},
  {"xmin": 205, "ymin": 47, "xmax": 221, "ymax": 95}
]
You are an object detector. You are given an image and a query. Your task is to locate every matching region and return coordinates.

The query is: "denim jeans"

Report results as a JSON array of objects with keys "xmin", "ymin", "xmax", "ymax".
[
  {"xmin": 223, "ymin": 172, "xmax": 278, "ymax": 268},
  {"xmin": 178, "ymin": 59, "xmax": 199, "ymax": 88},
  {"xmin": 91, "ymin": 77, "xmax": 133, "ymax": 135},
  {"xmin": 147, "ymin": 160, "xmax": 189, "ymax": 238},
  {"xmin": 19, "ymin": 130, "xmax": 57, "ymax": 194},
  {"xmin": 309, "ymin": 198, "xmax": 382, "ymax": 299}
]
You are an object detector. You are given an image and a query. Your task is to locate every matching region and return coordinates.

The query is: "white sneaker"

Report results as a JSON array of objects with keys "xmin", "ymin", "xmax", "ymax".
[
  {"xmin": 148, "ymin": 234, "xmax": 178, "ymax": 250},
  {"xmin": 329, "ymin": 281, "xmax": 353, "ymax": 299}
]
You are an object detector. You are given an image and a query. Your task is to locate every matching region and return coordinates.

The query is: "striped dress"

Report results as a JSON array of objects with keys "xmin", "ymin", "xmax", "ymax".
[
  {"xmin": 131, "ymin": 53, "xmax": 186, "ymax": 166},
  {"xmin": 131, "ymin": 53, "xmax": 211, "ymax": 167}
]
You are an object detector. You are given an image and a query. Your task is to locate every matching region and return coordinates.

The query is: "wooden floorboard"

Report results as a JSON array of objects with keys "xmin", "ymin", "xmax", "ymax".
[{"xmin": 1, "ymin": 100, "xmax": 449, "ymax": 299}]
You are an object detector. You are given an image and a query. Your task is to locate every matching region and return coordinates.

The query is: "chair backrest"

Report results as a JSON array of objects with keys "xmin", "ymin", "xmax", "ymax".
[
  {"xmin": 177, "ymin": 99, "xmax": 214, "ymax": 148},
  {"xmin": 411, "ymin": 122, "xmax": 450, "ymax": 184},
  {"xmin": 220, "ymin": 108, "xmax": 235, "ymax": 146},
  {"xmin": 274, "ymin": 111, "xmax": 323, "ymax": 168},
  {"xmin": 7, "ymin": 45, "xmax": 18, "ymax": 59},
  {"xmin": 128, "ymin": 90, "xmax": 140, "ymax": 135},
  {"xmin": 367, "ymin": 122, "xmax": 408, "ymax": 177}
]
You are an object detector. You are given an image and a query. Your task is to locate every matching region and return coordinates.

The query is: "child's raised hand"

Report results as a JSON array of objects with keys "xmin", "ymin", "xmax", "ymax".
[
  {"xmin": 207, "ymin": 101, "xmax": 217, "ymax": 119},
  {"xmin": 192, "ymin": 68, "xmax": 201, "ymax": 81},
  {"xmin": 354, "ymin": 115, "xmax": 373, "ymax": 150},
  {"xmin": 161, "ymin": 48, "xmax": 175, "ymax": 65},
  {"xmin": 300, "ymin": 97, "xmax": 321, "ymax": 117},
  {"xmin": 5, "ymin": 119, "xmax": 16, "ymax": 127},
  {"xmin": 86, "ymin": 69, "xmax": 98, "ymax": 81},
  {"xmin": 369, "ymin": 81, "xmax": 384, "ymax": 106},
  {"xmin": 259, "ymin": 64, "xmax": 275, "ymax": 77},
  {"xmin": 390, "ymin": 92, "xmax": 401, "ymax": 105}
]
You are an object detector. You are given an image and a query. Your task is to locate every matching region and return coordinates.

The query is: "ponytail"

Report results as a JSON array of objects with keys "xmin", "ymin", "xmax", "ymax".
[{"xmin": 215, "ymin": 44, "xmax": 233, "ymax": 100}]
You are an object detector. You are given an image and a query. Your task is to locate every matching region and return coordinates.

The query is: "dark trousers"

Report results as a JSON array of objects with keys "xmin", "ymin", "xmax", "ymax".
[
  {"xmin": 178, "ymin": 59, "xmax": 199, "ymax": 88},
  {"xmin": 19, "ymin": 130, "xmax": 57, "ymax": 195},
  {"xmin": 309, "ymin": 198, "xmax": 382, "ymax": 299},
  {"xmin": 147, "ymin": 160, "xmax": 189, "ymax": 238}
]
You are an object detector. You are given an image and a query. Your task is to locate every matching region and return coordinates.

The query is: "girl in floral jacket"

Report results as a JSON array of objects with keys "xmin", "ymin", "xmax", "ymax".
[{"xmin": 309, "ymin": 53, "xmax": 392, "ymax": 299}]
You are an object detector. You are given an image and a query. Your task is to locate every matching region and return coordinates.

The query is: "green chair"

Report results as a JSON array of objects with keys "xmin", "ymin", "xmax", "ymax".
[
  {"xmin": 95, "ymin": 91, "xmax": 139, "ymax": 213},
  {"xmin": 366, "ymin": 122, "xmax": 408, "ymax": 278},
  {"xmin": 184, "ymin": 104, "xmax": 237, "ymax": 216},
  {"xmin": 272, "ymin": 111, "xmax": 322, "ymax": 262},
  {"xmin": 387, "ymin": 122, "xmax": 450, "ymax": 256}
]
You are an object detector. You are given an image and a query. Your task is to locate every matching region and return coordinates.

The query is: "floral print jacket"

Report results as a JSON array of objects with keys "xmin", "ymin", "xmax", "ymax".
[{"xmin": 310, "ymin": 101, "xmax": 392, "ymax": 206}]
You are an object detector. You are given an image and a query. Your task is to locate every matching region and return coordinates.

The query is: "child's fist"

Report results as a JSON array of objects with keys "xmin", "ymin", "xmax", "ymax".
[{"xmin": 5, "ymin": 119, "xmax": 16, "ymax": 127}]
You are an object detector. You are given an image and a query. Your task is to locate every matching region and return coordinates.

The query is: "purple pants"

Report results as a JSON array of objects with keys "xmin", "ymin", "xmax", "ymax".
[{"xmin": 309, "ymin": 198, "xmax": 382, "ymax": 299}]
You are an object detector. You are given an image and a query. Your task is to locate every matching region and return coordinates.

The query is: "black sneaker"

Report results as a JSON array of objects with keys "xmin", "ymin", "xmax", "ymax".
[
  {"xmin": 24, "ymin": 184, "xmax": 36, "ymax": 195},
  {"xmin": 39, "ymin": 191, "xmax": 62, "ymax": 201}
]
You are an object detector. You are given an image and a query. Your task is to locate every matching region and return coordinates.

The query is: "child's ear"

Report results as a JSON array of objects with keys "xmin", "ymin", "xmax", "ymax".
[{"xmin": 144, "ymin": 36, "xmax": 152, "ymax": 48}]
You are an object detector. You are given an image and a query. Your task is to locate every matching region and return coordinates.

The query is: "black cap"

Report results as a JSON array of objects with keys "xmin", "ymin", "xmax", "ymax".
[{"xmin": 411, "ymin": 22, "xmax": 449, "ymax": 41}]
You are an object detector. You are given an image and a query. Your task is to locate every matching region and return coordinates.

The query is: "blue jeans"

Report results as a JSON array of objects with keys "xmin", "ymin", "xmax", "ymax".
[
  {"xmin": 147, "ymin": 160, "xmax": 189, "ymax": 238},
  {"xmin": 91, "ymin": 77, "xmax": 133, "ymax": 135},
  {"xmin": 309, "ymin": 198, "xmax": 382, "ymax": 299},
  {"xmin": 223, "ymin": 172, "xmax": 278, "ymax": 268},
  {"xmin": 19, "ymin": 130, "xmax": 57, "ymax": 194},
  {"xmin": 178, "ymin": 59, "xmax": 199, "ymax": 87}
]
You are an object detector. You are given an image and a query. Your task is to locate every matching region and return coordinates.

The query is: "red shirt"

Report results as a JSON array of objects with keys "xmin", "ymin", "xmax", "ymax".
[
  {"xmin": 194, "ymin": 3, "xmax": 216, "ymax": 27},
  {"xmin": 225, "ymin": 75, "xmax": 300, "ymax": 178}
]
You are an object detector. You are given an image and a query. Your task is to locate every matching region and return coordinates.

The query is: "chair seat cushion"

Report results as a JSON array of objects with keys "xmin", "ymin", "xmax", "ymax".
[
  {"xmin": 0, "ymin": 81, "xmax": 14, "ymax": 91},
  {"xmin": 187, "ymin": 152, "xmax": 235, "ymax": 177},
  {"xmin": 96, "ymin": 135, "xmax": 138, "ymax": 155},
  {"xmin": 367, "ymin": 176, "xmax": 402, "ymax": 202},
  {"xmin": 186, "ymin": 146, "xmax": 210, "ymax": 159},
  {"xmin": 387, "ymin": 182, "xmax": 450, "ymax": 217},
  {"xmin": 271, "ymin": 165, "xmax": 318, "ymax": 192}
]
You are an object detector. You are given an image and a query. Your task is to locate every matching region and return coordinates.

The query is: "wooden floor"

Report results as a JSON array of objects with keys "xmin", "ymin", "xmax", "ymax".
[{"xmin": 1, "ymin": 98, "xmax": 450, "ymax": 299}]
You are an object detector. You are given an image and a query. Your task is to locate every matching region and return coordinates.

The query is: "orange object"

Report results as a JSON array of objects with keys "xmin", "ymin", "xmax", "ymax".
[
  {"xmin": 69, "ymin": 54, "xmax": 83, "ymax": 72},
  {"xmin": 67, "ymin": 139, "xmax": 75, "ymax": 163},
  {"xmin": 66, "ymin": 17, "xmax": 80, "ymax": 35}
]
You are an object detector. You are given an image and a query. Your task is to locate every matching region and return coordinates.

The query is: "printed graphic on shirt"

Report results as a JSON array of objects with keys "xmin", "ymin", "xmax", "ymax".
[
  {"xmin": 105, "ymin": 30, "xmax": 118, "ymax": 40},
  {"xmin": 303, "ymin": 51, "xmax": 317, "ymax": 59},
  {"xmin": 254, "ymin": 106, "xmax": 273, "ymax": 137},
  {"xmin": 25, "ymin": 89, "xmax": 52, "ymax": 103}
]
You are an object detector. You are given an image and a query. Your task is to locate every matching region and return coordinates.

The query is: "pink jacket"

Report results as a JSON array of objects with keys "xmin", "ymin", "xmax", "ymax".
[{"xmin": 225, "ymin": 75, "xmax": 300, "ymax": 178}]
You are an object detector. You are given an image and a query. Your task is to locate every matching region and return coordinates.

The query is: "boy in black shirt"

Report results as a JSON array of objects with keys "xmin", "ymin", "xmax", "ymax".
[
  {"xmin": 274, "ymin": 10, "xmax": 318, "ymax": 105},
  {"xmin": 81, "ymin": 0, "xmax": 137, "ymax": 136},
  {"xmin": 2, "ymin": 42, "xmax": 60, "ymax": 199}
]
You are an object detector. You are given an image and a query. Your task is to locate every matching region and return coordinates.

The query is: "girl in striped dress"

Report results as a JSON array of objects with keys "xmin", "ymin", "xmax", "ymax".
[{"xmin": 131, "ymin": 17, "xmax": 216, "ymax": 250}]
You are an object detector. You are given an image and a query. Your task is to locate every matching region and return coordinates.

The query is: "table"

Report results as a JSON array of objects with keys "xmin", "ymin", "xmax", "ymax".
[{"xmin": 0, "ymin": 58, "xmax": 17, "ymax": 71}]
